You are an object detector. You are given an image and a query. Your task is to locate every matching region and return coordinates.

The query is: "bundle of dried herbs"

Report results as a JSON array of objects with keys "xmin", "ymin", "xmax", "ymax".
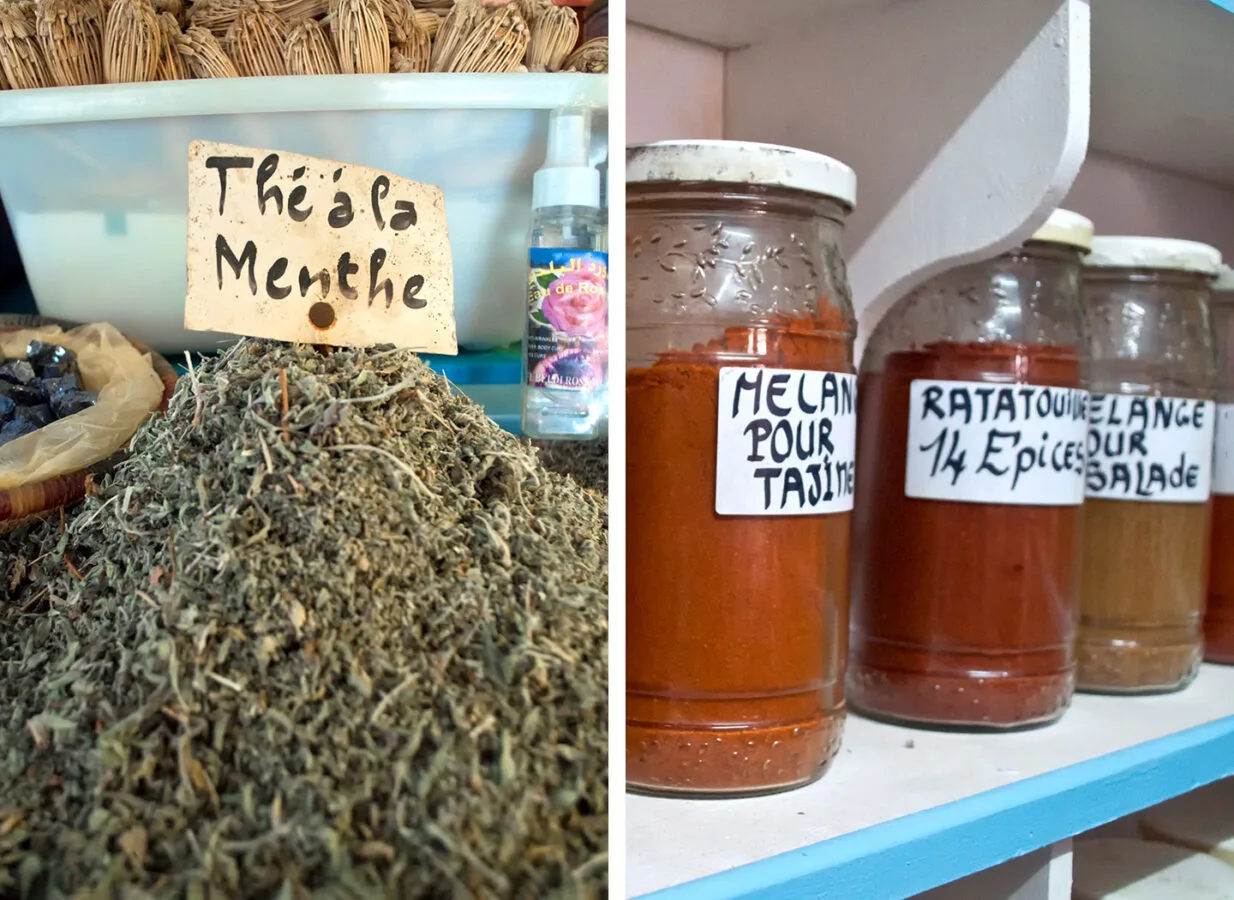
[
  {"xmin": 35, "ymin": 0, "xmax": 105, "ymax": 87},
  {"xmin": 0, "ymin": 340, "xmax": 608, "ymax": 897},
  {"xmin": 176, "ymin": 22, "xmax": 238, "ymax": 75},
  {"xmin": 520, "ymin": 0, "xmax": 574, "ymax": 73},
  {"xmin": 329, "ymin": 0, "xmax": 388, "ymax": 74},
  {"xmin": 429, "ymin": 0, "xmax": 525, "ymax": 73},
  {"xmin": 562, "ymin": 34, "xmax": 604, "ymax": 73},
  {"xmin": 224, "ymin": 0, "xmax": 287, "ymax": 76},
  {"xmin": 154, "ymin": 9, "xmax": 188, "ymax": 77},
  {"xmin": 284, "ymin": 15, "xmax": 338, "ymax": 74},
  {"xmin": 102, "ymin": 0, "xmax": 159, "ymax": 82},
  {"xmin": 0, "ymin": 1, "xmax": 52, "ymax": 90}
]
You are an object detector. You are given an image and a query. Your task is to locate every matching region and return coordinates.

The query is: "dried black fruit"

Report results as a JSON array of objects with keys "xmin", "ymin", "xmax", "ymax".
[
  {"xmin": 50, "ymin": 390, "xmax": 98, "ymax": 419},
  {"xmin": 0, "ymin": 359, "xmax": 37, "ymax": 385},
  {"xmin": 0, "ymin": 380, "xmax": 47, "ymax": 406},
  {"xmin": 0, "ymin": 416, "xmax": 40, "ymax": 446}
]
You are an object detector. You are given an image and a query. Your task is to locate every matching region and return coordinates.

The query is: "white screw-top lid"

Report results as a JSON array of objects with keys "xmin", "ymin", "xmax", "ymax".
[
  {"xmin": 626, "ymin": 140, "xmax": 857, "ymax": 209},
  {"xmin": 1085, "ymin": 236, "xmax": 1223, "ymax": 276},
  {"xmin": 1029, "ymin": 209, "xmax": 1093, "ymax": 251},
  {"xmin": 1214, "ymin": 264, "xmax": 1234, "ymax": 293}
]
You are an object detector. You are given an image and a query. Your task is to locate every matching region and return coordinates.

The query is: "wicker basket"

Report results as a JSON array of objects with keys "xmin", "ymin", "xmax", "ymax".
[{"xmin": 0, "ymin": 315, "xmax": 178, "ymax": 531}]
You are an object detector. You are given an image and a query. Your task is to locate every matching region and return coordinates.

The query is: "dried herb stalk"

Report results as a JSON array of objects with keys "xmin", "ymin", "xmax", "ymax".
[
  {"xmin": 36, "ymin": 0, "xmax": 105, "ymax": 87},
  {"xmin": 562, "ymin": 34, "xmax": 604, "ymax": 73},
  {"xmin": 102, "ymin": 0, "xmax": 159, "ymax": 82},
  {"xmin": 154, "ymin": 10, "xmax": 186, "ymax": 77},
  {"xmin": 431, "ymin": 0, "xmax": 525, "ymax": 72},
  {"xmin": 0, "ymin": 2, "xmax": 52, "ymax": 90},
  {"xmin": 224, "ymin": 1, "xmax": 287, "ymax": 76},
  {"xmin": 329, "ymin": 0, "xmax": 387, "ymax": 74},
  {"xmin": 187, "ymin": 0, "xmax": 249, "ymax": 37},
  {"xmin": 426, "ymin": 0, "xmax": 480, "ymax": 69},
  {"xmin": 523, "ymin": 0, "xmax": 575, "ymax": 72},
  {"xmin": 272, "ymin": 0, "xmax": 328, "ymax": 22},
  {"xmin": 176, "ymin": 23, "xmax": 238, "ymax": 76},
  {"xmin": 0, "ymin": 341, "xmax": 608, "ymax": 897},
  {"xmin": 412, "ymin": 7, "xmax": 437, "ymax": 35},
  {"xmin": 284, "ymin": 15, "xmax": 338, "ymax": 74},
  {"xmin": 387, "ymin": 3, "xmax": 428, "ymax": 72}
]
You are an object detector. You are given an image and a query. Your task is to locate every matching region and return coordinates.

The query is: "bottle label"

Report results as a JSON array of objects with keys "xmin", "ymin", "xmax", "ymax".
[
  {"xmin": 904, "ymin": 379, "xmax": 1088, "ymax": 505},
  {"xmin": 526, "ymin": 248, "xmax": 608, "ymax": 391},
  {"xmin": 1086, "ymin": 394, "xmax": 1214, "ymax": 502},
  {"xmin": 715, "ymin": 367, "xmax": 857, "ymax": 516},
  {"xmin": 1215, "ymin": 403, "xmax": 1234, "ymax": 496}
]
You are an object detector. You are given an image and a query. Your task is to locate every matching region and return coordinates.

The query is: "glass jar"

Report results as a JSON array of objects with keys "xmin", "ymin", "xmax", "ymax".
[
  {"xmin": 850, "ymin": 209, "xmax": 1092, "ymax": 729},
  {"xmin": 626, "ymin": 140, "xmax": 857, "ymax": 797},
  {"xmin": 1209, "ymin": 266, "xmax": 1234, "ymax": 665},
  {"xmin": 1079, "ymin": 237, "xmax": 1219, "ymax": 692}
]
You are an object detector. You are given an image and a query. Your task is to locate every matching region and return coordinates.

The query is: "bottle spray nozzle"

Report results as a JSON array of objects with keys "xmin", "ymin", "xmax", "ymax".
[
  {"xmin": 545, "ymin": 107, "xmax": 591, "ymax": 168},
  {"xmin": 533, "ymin": 107, "xmax": 600, "ymax": 210}
]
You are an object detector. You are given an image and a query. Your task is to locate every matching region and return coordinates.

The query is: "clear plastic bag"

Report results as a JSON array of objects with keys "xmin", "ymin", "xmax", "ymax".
[{"xmin": 0, "ymin": 322, "xmax": 164, "ymax": 490}]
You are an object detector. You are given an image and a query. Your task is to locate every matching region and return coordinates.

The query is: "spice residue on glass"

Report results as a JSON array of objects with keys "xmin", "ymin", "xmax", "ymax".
[
  {"xmin": 851, "ymin": 341, "xmax": 1085, "ymax": 728},
  {"xmin": 627, "ymin": 311, "xmax": 855, "ymax": 795},
  {"xmin": 1077, "ymin": 236, "xmax": 1220, "ymax": 693}
]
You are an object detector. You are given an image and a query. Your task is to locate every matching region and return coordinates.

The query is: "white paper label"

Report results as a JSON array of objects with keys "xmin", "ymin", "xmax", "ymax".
[
  {"xmin": 1086, "ymin": 394, "xmax": 1214, "ymax": 502},
  {"xmin": 715, "ymin": 367, "xmax": 857, "ymax": 516},
  {"xmin": 1215, "ymin": 403, "xmax": 1234, "ymax": 496},
  {"xmin": 904, "ymin": 379, "xmax": 1088, "ymax": 505}
]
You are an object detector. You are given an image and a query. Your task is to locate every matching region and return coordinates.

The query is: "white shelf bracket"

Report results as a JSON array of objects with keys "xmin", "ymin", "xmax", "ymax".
[{"xmin": 723, "ymin": 0, "xmax": 1091, "ymax": 356}]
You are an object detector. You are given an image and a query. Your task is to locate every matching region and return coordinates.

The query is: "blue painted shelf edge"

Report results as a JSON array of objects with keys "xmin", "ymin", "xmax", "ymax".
[{"xmin": 642, "ymin": 714, "xmax": 1234, "ymax": 900}]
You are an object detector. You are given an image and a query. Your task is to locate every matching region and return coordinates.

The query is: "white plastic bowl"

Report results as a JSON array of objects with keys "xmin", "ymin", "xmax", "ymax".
[{"xmin": 0, "ymin": 73, "xmax": 608, "ymax": 353}]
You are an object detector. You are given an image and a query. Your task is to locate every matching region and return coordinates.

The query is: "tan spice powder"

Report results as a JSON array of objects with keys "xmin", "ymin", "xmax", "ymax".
[{"xmin": 1078, "ymin": 499, "xmax": 1210, "ymax": 692}]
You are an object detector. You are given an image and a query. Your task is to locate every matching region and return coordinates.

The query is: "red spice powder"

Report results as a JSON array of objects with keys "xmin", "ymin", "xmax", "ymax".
[
  {"xmin": 1207, "ymin": 496, "xmax": 1234, "ymax": 664},
  {"xmin": 849, "ymin": 342, "xmax": 1081, "ymax": 728},
  {"xmin": 626, "ymin": 313, "xmax": 852, "ymax": 796}
]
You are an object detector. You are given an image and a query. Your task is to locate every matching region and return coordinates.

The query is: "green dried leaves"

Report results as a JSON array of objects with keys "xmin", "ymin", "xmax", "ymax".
[{"xmin": 0, "ymin": 340, "xmax": 608, "ymax": 897}]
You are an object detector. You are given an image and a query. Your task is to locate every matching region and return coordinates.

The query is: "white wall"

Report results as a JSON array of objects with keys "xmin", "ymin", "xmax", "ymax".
[
  {"xmin": 627, "ymin": 25, "xmax": 724, "ymax": 144},
  {"xmin": 1064, "ymin": 152, "xmax": 1234, "ymax": 256},
  {"xmin": 625, "ymin": 33, "xmax": 1234, "ymax": 261}
]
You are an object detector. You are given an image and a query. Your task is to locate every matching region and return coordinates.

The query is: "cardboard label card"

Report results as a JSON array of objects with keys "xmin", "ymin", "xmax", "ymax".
[{"xmin": 185, "ymin": 140, "xmax": 457, "ymax": 353}]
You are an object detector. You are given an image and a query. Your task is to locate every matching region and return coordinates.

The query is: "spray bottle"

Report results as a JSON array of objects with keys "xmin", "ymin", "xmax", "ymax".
[{"xmin": 521, "ymin": 107, "xmax": 607, "ymax": 441}]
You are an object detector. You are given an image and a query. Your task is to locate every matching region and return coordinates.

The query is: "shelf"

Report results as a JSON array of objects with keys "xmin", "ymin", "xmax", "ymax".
[
  {"xmin": 628, "ymin": 664, "xmax": 1234, "ymax": 899},
  {"xmin": 629, "ymin": 0, "xmax": 1234, "ymax": 187},
  {"xmin": 628, "ymin": 0, "xmax": 1234, "ymax": 345}
]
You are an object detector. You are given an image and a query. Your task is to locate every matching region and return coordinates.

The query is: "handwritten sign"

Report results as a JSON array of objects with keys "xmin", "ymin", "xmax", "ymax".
[
  {"xmin": 905, "ymin": 379, "xmax": 1088, "ymax": 505},
  {"xmin": 185, "ymin": 140, "xmax": 456, "ymax": 352},
  {"xmin": 715, "ymin": 367, "xmax": 857, "ymax": 516},
  {"xmin": 1087, "ymin": 393, "xmax": 1214, "ymax": 502}
]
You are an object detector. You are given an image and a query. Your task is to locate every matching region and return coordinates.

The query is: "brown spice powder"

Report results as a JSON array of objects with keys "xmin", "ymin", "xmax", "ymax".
[
  {"xmin": 850, "ymin": 343, "xmax": 1082, "ymax": 729},
  {"xmin": 627, "ymin": 315, "xmax": 852, "ymax": 797},
  {"xmin": 1078, "ymin": 498, "xmax": 1209, "ymax": 691},
  {"xmin": 1206, "ymin": 495, "xmax": 1234, "ymax": 664}
]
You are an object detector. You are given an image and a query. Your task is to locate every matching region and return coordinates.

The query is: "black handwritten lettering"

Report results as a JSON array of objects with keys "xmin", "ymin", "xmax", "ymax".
[
  {"xmin": 205, "ymin": 155, "xmax": 253, "ymax": 215},
  {"xmin": 403, "ymin": 275, "xmax": 426, "ymax": 310},
  {"xmin": 257, "ymin": 153, "xmax": 283, "ymax": 216},
  {"xmin": 216, "ymin": 234, "xmax": 256, "ymax": 293},
  {"xmin": 266, "ymin": 257, "xmax": 290, "ymax": 300}
]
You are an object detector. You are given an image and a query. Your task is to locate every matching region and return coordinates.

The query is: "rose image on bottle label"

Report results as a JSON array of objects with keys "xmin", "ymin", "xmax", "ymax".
[{"xmin": 526, "ymin": 248, "xmax": 608, "ymax": 391}]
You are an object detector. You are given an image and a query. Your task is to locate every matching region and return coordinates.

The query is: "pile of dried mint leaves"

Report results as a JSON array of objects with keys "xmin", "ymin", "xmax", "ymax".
[
  {"xmin": 0, "ymin": 340, "xmax": 608, "ymax": 899},
  {"xmin": 535, "ymin": 439, "xmax": 607, "ymax": 497}
]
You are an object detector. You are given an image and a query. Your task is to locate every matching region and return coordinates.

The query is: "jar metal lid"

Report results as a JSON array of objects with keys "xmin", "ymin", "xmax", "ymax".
[
  {"xmin": 1215, "ymin": 264, "xmax": 1234, "ymax": 294},
  {"xmin": 1085, "ymin": 236, "xmax": 1222, "ymax": 276},
  {"xmin": 1029, "ymin": 209, "xmax": 1093, "ymax": 251},
  {"xmin": 626, "ymin": 140, "xmax": 857, "ymax": 208}
]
